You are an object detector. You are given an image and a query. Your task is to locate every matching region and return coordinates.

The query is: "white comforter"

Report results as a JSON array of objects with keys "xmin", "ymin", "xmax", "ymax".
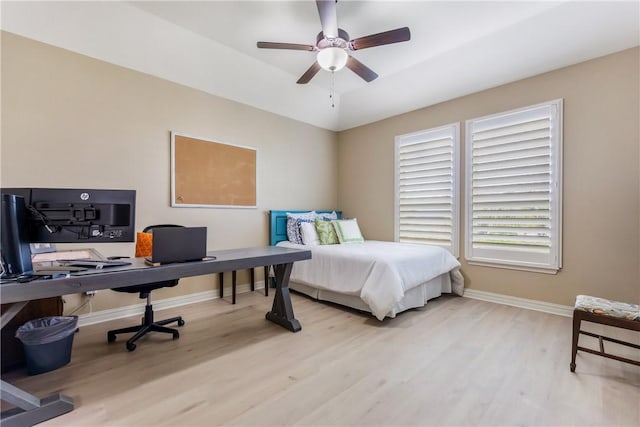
[{"xmin": 277, "ymin": 241, "xmax": 462, "ymax": 320}]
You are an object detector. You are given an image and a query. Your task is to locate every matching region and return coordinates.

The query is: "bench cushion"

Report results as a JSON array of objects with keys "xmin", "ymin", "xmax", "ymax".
[{"xmin": 575, "ymin": 295, "xmax": 640, "ymax": 321}]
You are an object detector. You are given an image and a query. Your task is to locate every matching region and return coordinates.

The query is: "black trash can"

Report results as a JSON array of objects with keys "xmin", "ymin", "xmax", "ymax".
[{"xmin": 15, "ymin": 316, "xmax": 78, "ymax": 375}]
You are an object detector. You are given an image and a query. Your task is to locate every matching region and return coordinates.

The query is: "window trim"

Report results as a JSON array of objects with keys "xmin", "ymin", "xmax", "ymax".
[
  {"xmin": 394, "ymin": 122, "xmax": 460, "ymax": 257},
  {"xmin": 464, "ymin": 99, "xmax": 563, "ymax": 274}
]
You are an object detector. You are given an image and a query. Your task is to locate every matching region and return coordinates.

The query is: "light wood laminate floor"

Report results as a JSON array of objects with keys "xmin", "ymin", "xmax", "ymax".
[{"xmin": 3, "ymin": 292, "xmax": 639, "ymax": 426}]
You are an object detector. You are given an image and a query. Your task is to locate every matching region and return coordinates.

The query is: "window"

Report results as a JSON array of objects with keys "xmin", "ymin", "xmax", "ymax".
[
  {"xmin": 395, "ymin": 123, "xmax": 460, "ymax": 256},
  {"xmin": 465, "ymin": 99, "xmax": 563, "ymax": 273}
]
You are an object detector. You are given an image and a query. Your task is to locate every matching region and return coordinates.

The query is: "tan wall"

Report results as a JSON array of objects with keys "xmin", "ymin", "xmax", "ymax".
[
  {"xmin": 337, "ymin": 47, "xmax": 640, "ymax": 306},
  {"xmin": 1, "ymin": 32, "xmax": 338, "ymax": 314}
]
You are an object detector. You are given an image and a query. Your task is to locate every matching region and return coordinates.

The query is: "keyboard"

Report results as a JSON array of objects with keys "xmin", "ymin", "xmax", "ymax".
[{"xmin": 59, "ymin": 259, "xmax": 132, "ymax": 269}]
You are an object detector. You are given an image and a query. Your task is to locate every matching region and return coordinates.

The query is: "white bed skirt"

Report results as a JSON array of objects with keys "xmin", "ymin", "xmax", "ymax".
[{"xmin": 289, "ymin": 272, "xmax": 453, "ymax": 319}]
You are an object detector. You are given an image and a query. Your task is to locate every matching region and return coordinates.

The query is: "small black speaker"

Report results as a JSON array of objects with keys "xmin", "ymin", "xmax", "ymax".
[{"xmin": 1, "ymin": 193, "xmax": 33, "ymax": 276}]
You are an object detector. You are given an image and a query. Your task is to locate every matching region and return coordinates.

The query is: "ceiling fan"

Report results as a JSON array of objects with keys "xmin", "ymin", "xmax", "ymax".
[{"xmin": 257, "ymin": 0, "xmax": 411, "ymax": 84}]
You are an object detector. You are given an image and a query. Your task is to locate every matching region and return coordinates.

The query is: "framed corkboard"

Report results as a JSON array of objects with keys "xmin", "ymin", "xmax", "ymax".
[{"xmin": 171, "ymin": 132, "xmax": 257, "ymax": 208}]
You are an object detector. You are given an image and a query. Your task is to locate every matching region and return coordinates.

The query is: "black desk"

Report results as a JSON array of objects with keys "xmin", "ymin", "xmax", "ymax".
[{"xmin": 0, "ymin": 246, "xmax": 311, "ymax": 427}]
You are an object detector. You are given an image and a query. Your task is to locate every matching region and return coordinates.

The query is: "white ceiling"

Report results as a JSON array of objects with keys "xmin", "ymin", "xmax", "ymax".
[{"xmin": 2, "ymin": 1, "xmax": 639, "ymax": 131}]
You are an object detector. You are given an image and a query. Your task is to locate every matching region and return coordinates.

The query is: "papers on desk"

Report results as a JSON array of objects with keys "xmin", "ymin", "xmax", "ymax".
[
  {"xmin": 32, "ymin": 248, "xmax": 131, "ymax": 270},
  {"xmin": 32, "ymin": 248, "xmax": 106, "ymax": 262}
]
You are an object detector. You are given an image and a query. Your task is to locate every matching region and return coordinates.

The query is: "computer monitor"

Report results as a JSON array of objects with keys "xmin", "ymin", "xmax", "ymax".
[
  {"xmin": 1, "ymin": 193, "xmax": 34, "ymax": 276},
  {"xmin": 1, "ymin": 188, "xmax": 136, "ymax": 243}
]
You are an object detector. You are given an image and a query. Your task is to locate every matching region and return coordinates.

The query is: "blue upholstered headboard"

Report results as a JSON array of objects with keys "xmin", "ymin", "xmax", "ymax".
[{"xmin": 269, "ymin": 210, "xmax": 342, "ymax": 246}]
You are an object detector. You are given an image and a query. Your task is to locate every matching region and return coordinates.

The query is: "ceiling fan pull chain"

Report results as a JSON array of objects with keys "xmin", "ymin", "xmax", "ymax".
[{"xmin": 330, "ymin": 70, "xmax": 335, "ymax": 108}]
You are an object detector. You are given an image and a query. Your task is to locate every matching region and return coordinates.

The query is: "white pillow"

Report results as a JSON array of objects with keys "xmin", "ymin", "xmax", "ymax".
[
  {"xmin": 332, "ymin": 218, "xmax": 365, "ymax": 244},
  {"xmin": 300, "ymin": 221, "xmax": 320, "ymax": 246}
]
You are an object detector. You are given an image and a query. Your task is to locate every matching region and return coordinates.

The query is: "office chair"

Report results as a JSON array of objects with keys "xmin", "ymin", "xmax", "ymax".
[{"xmin": 107, "ymin": 224, "xmax": 185, "ymax": 351}]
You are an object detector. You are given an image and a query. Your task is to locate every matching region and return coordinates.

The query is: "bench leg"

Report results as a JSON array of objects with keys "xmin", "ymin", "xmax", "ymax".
[
  {"xmin": 570, "ymin": 310, "xmax": 581, "ymax": 372},
  {"xmin": 232, "ymin": 270, "xmax": 237, "ymax": 305},
  {"xmin": 218, "ymin": 272, "xmax": 224, "ymax": 298},
  {"xmin": 264, "ymin": 266, "xmax": 269, "ymax": 297}
]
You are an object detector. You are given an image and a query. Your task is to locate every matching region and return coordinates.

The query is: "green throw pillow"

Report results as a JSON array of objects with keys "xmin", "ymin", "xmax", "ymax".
[
  {"xmin": 332, "ymin": 218, "xmax": 365, "ymax": 243},
  {"xmin": 315, "ymin": 218, "xmax": 339, "ymax": 245}
]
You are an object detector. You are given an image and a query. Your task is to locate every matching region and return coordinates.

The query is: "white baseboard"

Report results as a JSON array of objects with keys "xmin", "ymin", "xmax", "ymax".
[
  {"xmin": 78, "ymin": 282, "xmax": 572, "ymax": 327},
  {"xmin": 462, "ymin": 288, "xmax": 573, "ymax": 318},
  {"xmin": 78, "ymin": 281, "xmax": 265, "ymax": 327}
]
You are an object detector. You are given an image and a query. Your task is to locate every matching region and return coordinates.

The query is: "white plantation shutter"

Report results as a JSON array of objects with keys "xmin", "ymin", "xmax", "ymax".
[
  {"xmin": 395, "ymin": 123, "xmax": 459, "ymax": 256},
  {"xmin": 465, "ymin": 100, "xmax": 563, "ymax": 273}
]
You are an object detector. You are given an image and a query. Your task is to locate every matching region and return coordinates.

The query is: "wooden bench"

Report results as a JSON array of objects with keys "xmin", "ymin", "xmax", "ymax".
[
  {"xmin": 219, "ymin": 266, "xmax": 270, "ymax": 304},
  {"xmin": 570, "ymin": 294, "xmax": 640, "ymax": 372}
]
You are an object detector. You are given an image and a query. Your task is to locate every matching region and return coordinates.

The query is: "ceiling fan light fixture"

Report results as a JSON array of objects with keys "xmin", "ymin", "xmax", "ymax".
[{"xmin": 317, "ymin": 47, "xmax": 348, "ymax": 72}]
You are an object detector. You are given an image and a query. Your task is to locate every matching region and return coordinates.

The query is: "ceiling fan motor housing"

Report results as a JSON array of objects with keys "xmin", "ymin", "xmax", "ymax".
[{"xmin": 316, "ymin": 29, "xmax": 350, "ymax": 49}]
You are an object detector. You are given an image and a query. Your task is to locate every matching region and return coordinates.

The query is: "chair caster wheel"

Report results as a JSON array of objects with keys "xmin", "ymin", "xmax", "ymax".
[
  {"xmin": 177, "ymin": 319, "xmax": 185, "ymax": 327},
  {"xmin": 107, "ymin": 333, "xmax": 116, "ymax": 343},
  {"xmin": 173, "ymin": 331, "xmax": 180, "ymax": 340},
  {"xmin": 126, "ymin": 343, "xmax": 137, "ymax": 352}
]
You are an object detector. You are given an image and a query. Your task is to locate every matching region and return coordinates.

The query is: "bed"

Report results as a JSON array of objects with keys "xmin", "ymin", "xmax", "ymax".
[{"xmin": 269, "ymin": 210, "xmax": 463, "ymax": 320}]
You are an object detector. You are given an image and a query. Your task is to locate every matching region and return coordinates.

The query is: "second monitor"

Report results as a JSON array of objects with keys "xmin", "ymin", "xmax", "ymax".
[{"xmin": 1, "ymin": 188, "xmax": 136, "ymax": 243}]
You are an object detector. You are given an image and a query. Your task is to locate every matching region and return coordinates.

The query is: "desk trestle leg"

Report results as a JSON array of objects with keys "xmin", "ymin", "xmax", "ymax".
[
  {"xmin": 0, "ymin": 380, "xmax": 74, "ymax": 427},
  {"xmin": 265, "ymin": 263, "xmax": 301, "ymax": 332}
]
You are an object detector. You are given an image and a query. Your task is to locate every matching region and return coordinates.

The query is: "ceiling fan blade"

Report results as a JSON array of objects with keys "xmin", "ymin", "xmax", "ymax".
[
  {"xmin": 346, "ymin": 56, "xmax": 378, "ymax": 82},
  {"xmin": 349, "ymin": 27, "xmax": 411, "ymax": 51},
  {"xmin": 257, "ymin": 42, "xmax": 315, "ymax": 51},
  {"xmin": 316, "ymin": 0, "xmax": 338, "ymax": 39},
  {"xmin": 297, "ymin": 62, "xmax": 322, "ymax": 84}
]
